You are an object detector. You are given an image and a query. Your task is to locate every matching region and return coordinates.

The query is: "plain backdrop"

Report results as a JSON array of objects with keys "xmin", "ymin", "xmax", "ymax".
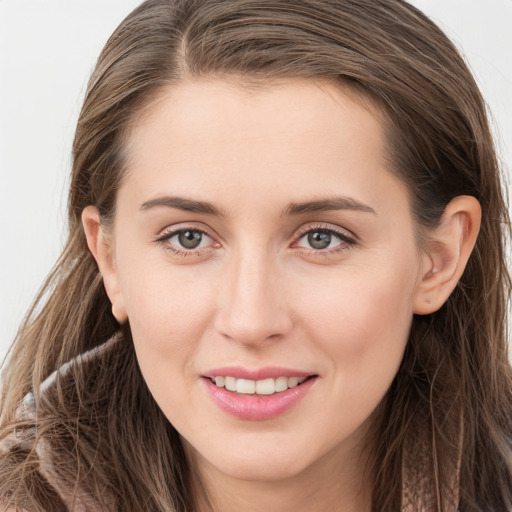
[{"xmin": 1, "ymin": 0, "xmax": 511, "ymax": 362}]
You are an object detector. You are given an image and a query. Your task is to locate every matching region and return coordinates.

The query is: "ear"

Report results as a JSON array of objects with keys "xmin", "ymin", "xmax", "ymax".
[
  {"xmin": 82, "ymin": 206, "xmax": 128, "ymax": 324},
  {"xmin": 413, "ymin": 196, "xmax": 481, "ymax": 315}
]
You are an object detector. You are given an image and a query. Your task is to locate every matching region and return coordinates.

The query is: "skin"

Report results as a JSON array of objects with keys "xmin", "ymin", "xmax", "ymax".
[{"xmin": 83, "ymin": 78, "xmax": 481, "ymax": 512}]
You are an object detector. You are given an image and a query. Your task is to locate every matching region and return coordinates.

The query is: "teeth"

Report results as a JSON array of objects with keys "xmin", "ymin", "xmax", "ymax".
[
  {"xmin": 287, "ymin": 377, "xmax": 300, "ymax": 388},
  {"xmin": 275, "ymin": 376, "xmax": 288, "ymax": 392},
  {"xmin": 236, "ymin": 378, "xmax": 255, "ymax": 394},
  {"xmin": 224, "ymin": 376, "xmax": 237, "ymax": 392},
  {"xmin": 256, "ymin": 378, "xmax": 275, "ymax": 395},
  {"xmin": 212, "ymin": 375, "xmax": 308, "ymax": 395}
]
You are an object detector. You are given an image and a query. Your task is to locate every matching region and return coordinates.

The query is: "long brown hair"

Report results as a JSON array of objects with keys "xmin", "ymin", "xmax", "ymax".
[{"xmin": 1, "ymin": 0, "xmax": 511, "ymax": 510}]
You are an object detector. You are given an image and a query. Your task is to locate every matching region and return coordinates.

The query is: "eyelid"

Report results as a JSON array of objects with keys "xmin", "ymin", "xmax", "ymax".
[
  {"xmin": 293, "ymin": 223, "xmax": 357, "ymax": 244},
  {"xmin": 155, "ymin": 221, "xmax": 217, "ymax": 240},
  {"xmin": 155, "ymin": 225, "xmax": 209, "ymax": 242},
  {"xmin": 290, "ymin": 223, "xmax": 358, "ymax": 258},
  {"xmin": 154, "ymin": 223, "xmax": 221, "ymax": 255}
]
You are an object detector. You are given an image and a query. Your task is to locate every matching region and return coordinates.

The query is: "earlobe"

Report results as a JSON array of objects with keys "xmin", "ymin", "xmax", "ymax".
[
  {"xmin": 81, "ymin": 206, "xmax": 128, "ymax": 323},
  {"xmin": 413, "ymin": 196, "xmax": 481, "ymax": 315}
]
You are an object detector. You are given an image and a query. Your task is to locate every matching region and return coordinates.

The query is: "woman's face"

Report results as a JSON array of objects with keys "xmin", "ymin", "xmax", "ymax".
[{"xmin": 106, "ymin": 79, "xmax": 426, "ymax": 482}]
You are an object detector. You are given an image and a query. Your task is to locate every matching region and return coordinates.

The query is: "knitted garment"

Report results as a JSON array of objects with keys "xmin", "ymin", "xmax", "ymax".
[
  {"xmin": 401, "ymin": 411, "xmax": 461, "ymax": 511},
  {"xmin": 0, "ymin": 337, "xmax": 120, "ymax": 512},
  {"xmin": 1, "ymin": 335, "xmax": 460, "ymax": 511}
]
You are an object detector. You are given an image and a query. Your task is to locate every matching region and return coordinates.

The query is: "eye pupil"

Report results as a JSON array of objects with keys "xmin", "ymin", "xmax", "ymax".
[
  {"xmin": 308, "ymin": 231, "xmax": 331, "ymax": 249},
  {"xmin": 178, "ymin": 230, "xmax": 202, "ymax": 249}
]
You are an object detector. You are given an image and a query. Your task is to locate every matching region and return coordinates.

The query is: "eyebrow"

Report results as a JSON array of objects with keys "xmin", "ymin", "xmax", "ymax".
[
  {"xmin": 140, "ymin": 196, "xmax": 224, "ymax": 216},
  {"xmin": 140, "ymin": 195, "xmax": 375, "ymax": 217},
  {"xmin": 283, "ymin": 197, "xmax": 376, "ymax": 216}
]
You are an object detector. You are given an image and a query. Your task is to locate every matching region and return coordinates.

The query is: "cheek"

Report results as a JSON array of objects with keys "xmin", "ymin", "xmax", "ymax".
[
  {"xmin": 120, "ymin": 269, "xmax": 220, "ymax": 420},
  {"xmin": 302, "ymin": 259, "xmax": 415, "ymax": 338},
  {"xmin": 301, "ymin": 261, "xmax": 416, "ymax": 390},
  {"xmin": 119, "ymin": 264, "xmax": 217, "ymax": 373},
  {"xmin": 296, "ymin": 265, "xmax": 416, "ymax": 443}
]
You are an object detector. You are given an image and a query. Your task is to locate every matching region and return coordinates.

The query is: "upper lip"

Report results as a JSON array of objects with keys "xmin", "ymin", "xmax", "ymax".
[{"xmin": 203, "ymin": 366, "xmax": 316, "ymax": 381}]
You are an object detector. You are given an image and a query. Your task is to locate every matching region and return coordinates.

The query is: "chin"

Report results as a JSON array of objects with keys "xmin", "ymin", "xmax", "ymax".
[
  {"xmin": 190, "ymin": 436, "xmax": 318, "ymax": 482},
  {"xmin": 217, "ymin": 454, "xmax": 309, "ymax": 482}
]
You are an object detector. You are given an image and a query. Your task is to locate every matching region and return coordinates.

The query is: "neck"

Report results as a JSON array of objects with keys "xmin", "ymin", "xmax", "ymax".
[{"xmin": 187, "ymin": 440, "xmax": 372, "ymax": 512}]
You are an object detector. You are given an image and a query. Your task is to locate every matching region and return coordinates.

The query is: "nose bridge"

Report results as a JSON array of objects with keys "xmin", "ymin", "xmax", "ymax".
[{"xmin": 215, "ymin": 244, "xmax": 292, "ymax": 345}]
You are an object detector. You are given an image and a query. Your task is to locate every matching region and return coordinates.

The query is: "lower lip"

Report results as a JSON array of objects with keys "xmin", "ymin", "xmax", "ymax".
[{"xmin": 202, "ymin": 376, "xmax": 317, "ymax": 421}]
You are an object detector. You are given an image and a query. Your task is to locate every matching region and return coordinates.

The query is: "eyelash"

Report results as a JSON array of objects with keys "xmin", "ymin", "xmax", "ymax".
[
  {"xmin": 155, "ymin": 224, "xmax": 357, "ymax": 258},
  {"xmin": 155, "ymin": 227, "xmax": 215, "ymax": 258},
  {"xmin": 293, "ymin": 224, "xmax": 357, "ymax": 255}
]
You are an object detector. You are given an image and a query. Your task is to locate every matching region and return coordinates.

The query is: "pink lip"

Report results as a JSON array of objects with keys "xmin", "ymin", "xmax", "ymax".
[
  {"xmin": 202, "ymin": 374, "xmax": 318, "ymax": 421},
  {"xmin": 203, "ymin": 366, "xmax": 313, "ymax": 381}
]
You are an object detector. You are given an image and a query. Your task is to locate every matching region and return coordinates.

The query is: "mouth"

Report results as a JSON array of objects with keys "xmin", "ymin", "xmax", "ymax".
[
  {"xmin": 207, "ymin": 375, "xmax": 315, "ymax": 395},
  {"xmin": 202, "ymin": 371, "xmax": 319, "ymax": 421}
]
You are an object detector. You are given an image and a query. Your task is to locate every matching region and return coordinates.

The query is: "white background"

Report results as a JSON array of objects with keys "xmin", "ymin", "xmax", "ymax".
[{"xmin": 1, "ymin": 1, "xmax": 511, "ymax": 362}]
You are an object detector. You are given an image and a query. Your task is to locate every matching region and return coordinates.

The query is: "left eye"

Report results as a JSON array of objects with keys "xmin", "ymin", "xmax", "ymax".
[
  {"xmin": 296, "ymin": 229, "xmax": 349, "ymax": 250},
  {"xmin": 165, "ymin": 229, "xmax": 212, "ymax": 250}
]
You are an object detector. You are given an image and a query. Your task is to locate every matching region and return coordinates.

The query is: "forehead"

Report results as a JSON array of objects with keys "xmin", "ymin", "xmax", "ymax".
[
  {"xmin": 119, "ymin": 78, "xmax": 408, "ymax": 217},
  {"xmin": 128, "ymin": 77, "xmax": 383, "ymax": 149}
]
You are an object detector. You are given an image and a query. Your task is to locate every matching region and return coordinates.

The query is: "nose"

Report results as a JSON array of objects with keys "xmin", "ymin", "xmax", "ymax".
[{"xmin": 214, "ymin": 250, "xmax": 293, "ymax": 347}]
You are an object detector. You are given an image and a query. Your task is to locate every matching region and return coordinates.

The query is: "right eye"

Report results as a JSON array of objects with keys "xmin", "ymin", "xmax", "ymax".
[
  {"xmin": 156, "ymin": 227, "xmax": 217, "ymax": 255},
  {"xmin": 171, "ymin": 229, "xmax": 209, "ymax": 249}
]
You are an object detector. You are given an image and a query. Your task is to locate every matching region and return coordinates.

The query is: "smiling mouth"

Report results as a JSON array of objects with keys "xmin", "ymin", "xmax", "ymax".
[{"xmin": 208, "ymin": 375, "xmax": 315, "ymax": 395}]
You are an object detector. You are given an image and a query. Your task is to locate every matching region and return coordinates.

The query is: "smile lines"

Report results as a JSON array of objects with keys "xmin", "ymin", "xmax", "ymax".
[{"xmin": 212, "ymin": 376, "xmax": 308, "ymax": 395}]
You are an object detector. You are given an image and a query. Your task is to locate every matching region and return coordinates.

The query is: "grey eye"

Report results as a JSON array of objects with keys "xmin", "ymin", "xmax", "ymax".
[
  {"xmin": 178, "ymin": 230, "xmax": 203, "ymax": 249},
  {"xmin": 307, "ymin": 231, "xmax": 332, "ymax": 249}
]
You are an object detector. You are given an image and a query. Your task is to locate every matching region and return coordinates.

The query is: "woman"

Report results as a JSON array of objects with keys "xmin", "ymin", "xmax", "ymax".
[{"xmin": 1, "ymin": 0, "xmax": 511, "ymax": 510}]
